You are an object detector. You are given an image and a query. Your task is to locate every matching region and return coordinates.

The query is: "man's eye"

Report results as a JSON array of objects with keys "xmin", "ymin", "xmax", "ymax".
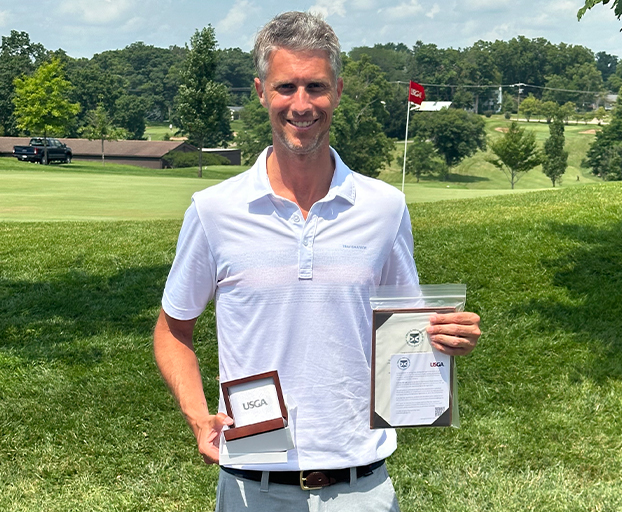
[{"xmin": 277, "ymin": 84, "xmax": 295, "ymax": 92}]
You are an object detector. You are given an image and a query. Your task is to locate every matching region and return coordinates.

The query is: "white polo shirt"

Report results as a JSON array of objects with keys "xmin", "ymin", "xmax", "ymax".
[{"xmin": 162, "ymin": 147, "xmax": 420, "ymax": 471}]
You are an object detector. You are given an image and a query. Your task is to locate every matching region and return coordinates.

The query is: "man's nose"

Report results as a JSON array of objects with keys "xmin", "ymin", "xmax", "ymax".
[{"xmin": 291, "ymin": 87, "xmax": 312, "ymax": 114}]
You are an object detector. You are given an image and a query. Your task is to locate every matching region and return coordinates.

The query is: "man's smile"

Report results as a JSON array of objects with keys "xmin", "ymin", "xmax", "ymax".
[{"xmin": 287, "ymin": 119, "xmax": 318, "ymax": 129}]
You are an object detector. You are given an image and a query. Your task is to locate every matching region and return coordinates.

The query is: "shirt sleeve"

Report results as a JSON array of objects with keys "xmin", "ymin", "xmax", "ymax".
[
  {"xmin": 380, "ymin": 203, "xmax": 420, "ymax": 287},
  {"xmin": 161, "ymin": 200, "xmax": 217, "ymax": 320}
]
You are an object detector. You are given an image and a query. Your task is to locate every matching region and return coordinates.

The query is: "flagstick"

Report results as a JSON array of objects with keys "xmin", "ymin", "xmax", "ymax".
[{"xmin": 401, "ymin": 99, "xmax": 411, "ymax": 193}]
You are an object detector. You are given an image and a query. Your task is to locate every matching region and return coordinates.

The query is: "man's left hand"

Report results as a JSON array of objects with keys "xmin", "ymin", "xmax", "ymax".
[{"xmin": 426, "ymin": 312, "xmax": 481, "ymax": 356}]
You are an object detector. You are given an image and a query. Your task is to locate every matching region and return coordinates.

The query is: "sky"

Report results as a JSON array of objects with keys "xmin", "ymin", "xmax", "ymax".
[{"xmin": 1, "ymin": 0, "xmax": 622, "ymax": 60}]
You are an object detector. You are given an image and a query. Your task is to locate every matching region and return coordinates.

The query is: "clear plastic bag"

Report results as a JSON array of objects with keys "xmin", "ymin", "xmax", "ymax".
[
  {"xmin": 370, "ymin": 283, "xmax": 466, "ymax": 311},
  {"xmin": 369, "ymin": 284, "xmax": 466, "ymax": 429}
]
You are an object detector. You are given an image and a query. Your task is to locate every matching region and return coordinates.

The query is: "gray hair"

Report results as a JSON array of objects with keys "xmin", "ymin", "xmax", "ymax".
[{"xmin": 253, "ymin": 11, "xmax": 342, "ymax": 83}]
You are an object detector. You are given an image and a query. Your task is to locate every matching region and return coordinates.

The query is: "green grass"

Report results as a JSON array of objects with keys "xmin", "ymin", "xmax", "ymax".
[
  {"xmin": 143, "ymin": 123, "xmax": 176, "ymax": 141},
  {"xmin": 1, "ymin": 182, "xmax": 621, "ymax": 510},
  {"xmin": 145, "ymin": 120, "xmax": 244, "ymax": 141},
  {"xmin": 381, "ymin": 115, "xmax": 602, "ymax": 190},
  {"xmin": 230, "ymin": 119, "xmax": 243, "ymax": 135},
  {"xmin": 1, "ymin": 140, "xmax": 609, "ymax": 221},
  {"xmin": 0, "ymin": 159, "xmax": 247, "ymax": 221}
]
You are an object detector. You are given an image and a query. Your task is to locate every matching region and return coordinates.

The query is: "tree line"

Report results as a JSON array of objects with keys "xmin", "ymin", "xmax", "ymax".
[
  {"xmin": 0, "ymin": 29, "xmax": 254, "ymax": 141},
  {"xmin": 2, "ymin": 27, "xmax": 621, "ymax": 182},
  {"xmin": 2, "ymin": 29, "xmax": 621, "ymax": 139}
]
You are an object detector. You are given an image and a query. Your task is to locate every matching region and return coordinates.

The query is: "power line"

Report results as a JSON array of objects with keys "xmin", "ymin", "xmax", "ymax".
[{"xmin": 389, "ymin": 80, "xmax": 604, "ymax": 95}]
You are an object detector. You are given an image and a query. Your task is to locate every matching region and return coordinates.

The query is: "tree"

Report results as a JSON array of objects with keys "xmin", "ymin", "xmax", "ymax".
[
  {"xmin": 542, "ymin": 117, "xmax": 568, "ymax": 186},
  {"xmin": 559, "ymin": 101, "xmax": 577, "ymax": 124},
  {"xmin": 488, "ymin": 122, "xmax": 542, "ymax": 189},
  {"xmin": 451, "ymin": 88, "xmax": 474, "ymax": 110},
  {"xmin": 66, "ymin": 61, "xmax": 124, "ymax": 132},
  {"xmin": 578, "ymin": 0, "xmax": 622, "ymax": 22},
  {"xmin": 519, "ymin": 94, "xmax": 540, "ymax": 122},
  {"xmin": 411, "ymin": 108, "xmax": 486, "ymax": 179},
  {"xmin": 585, "ymin": 93, "xmax": 622, "ymax": 180},
  {"xmin": 113, "ymin": 94, "xmax": 149, "ymax": 139},
  {"xmin": 91, "ymin": 42, "xmax": 186, "ymax": 123},
  {"xmin": 596, "ymin": 51, "xmax": 617, "ymax": 82},
  {"xmin": 501, "ymin": 92, "xmax": 517, "ymax": 115},
  {"xmin": 174, "ymin": 26, "xmax": 231, "ymax": 177},
  {"xmin": 80, "ymin": 104, "xmax": 128, "ymax": 165},
  {"xmin": 594, "ymin": 106, "xmax": 607, "ymax": 124},
  {"xmin": 349, "ymin": 43, "xmax": 411, "ymax": 82},
  {"xmin": 215, "ymin": 47, "xmax": 254, "ymax": 105},
  {"xmin": 540, "ymin": 101, "xmax": 559, "ymax": 123},
  {"xmin": 405, "ymin": 139, "xmax": 444, "ymax": 182},
  {"xmin": 235, "ymin": 90, "xmax": 272, "ymax": 165},
  {"xmin": 12, "ymin": 58, "xmax": 80, "ymax": 164},
  {"xmin": 583, "ymin": 110, "xmax": 595, "ymax": 124},
  {"xmin": 0, "ymin": 30, "xmax": 47, "ymax": 136},
  {"xmin": 329, "ymin": 56, "xmax": 394, "ymax": 178},
  {"xmin": 331, "ymin": 95, "xmax": 394, "ymax": 179}
]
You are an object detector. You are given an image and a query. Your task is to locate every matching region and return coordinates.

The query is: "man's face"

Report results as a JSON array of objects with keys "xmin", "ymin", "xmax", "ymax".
[{"xmin": 255, "ymin": 48, "xmax": 343, "ymax": 156}]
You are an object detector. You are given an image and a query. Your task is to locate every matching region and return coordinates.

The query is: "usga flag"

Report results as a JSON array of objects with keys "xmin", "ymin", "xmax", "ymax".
[{"xmin": 408, "ymin": 81, "xmax": 425, "ymax": 104}]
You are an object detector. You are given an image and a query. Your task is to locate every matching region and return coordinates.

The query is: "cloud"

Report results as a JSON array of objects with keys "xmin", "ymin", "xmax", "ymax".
[
  {"xmin": 309, "ymin": 0, "xmax": 347, "ymax": 18},
  {"xmin": 547, "ymin": 0, "xmax": 576, "ymax": 13},
  {"xmin": 350, "ymin": 0, "xmax": 377, "ymax": 10},
  {"xmin": 59, "ymin": 0, "xmax": 134, "ymax": 25},
  {"xmin": 426, "ymin": 4, "xmax": 440, "ymax": 19},
  {"xmin": 0, "ymin": 10, "xmax": 9, "ymax": 27},
  {"xmin": 463, "ymin": 0, "xmax": 510, "ymax": 10},
  {"xmin": 217, "ymin": 0, "xmax": 258, "ymax": 34},
  {"xmin": 381, "ymin": 0, "xmax": 423, "ymax": 21},
  {"xmin": 120, "ymin": 16, "xmax": 145, "ymax": 33},
  {"xmin": 474, "ymin": 23, "xmax": 514, "ymax": 42}
]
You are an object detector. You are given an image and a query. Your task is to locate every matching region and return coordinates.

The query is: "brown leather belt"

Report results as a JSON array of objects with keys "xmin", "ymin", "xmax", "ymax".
[{"xmin": 221, "ymin": 459, "xmax": 385, "ymax": 490}]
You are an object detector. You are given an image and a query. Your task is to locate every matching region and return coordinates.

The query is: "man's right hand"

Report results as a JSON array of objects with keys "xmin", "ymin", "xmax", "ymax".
[
  {"xmin": 154, "ymin": 310, "xmax": 234, "ymax": 465},
  {"xmin": 196, "ymin": 412, "xmax": 234, "ymax": 465}
]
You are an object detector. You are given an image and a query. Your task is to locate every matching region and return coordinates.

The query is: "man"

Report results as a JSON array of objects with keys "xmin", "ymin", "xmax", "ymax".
[{"xmin": 154, "ymin": 11, "xmax": 480, "ymax": 511}]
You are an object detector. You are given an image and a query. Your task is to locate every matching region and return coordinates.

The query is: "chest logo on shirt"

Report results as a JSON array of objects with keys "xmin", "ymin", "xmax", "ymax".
[
  {"xmin": 242, "ymin": 399, "xmax": 269, "ymax": 410},
  {"xmin": 406, "ymin": 329, "xmax": 423, "ymax": 347}
]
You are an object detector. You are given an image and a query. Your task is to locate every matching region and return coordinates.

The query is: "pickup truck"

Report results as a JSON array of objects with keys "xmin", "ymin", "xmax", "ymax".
[{"xmin": 13, "ymin": 137, "xmax": 73, "ymax": 164}]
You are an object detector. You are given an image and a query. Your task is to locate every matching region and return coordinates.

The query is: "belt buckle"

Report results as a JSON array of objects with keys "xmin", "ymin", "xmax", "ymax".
[{"xmin": 299, "ymin": 471, "xmax": 324, "ymax": 491}]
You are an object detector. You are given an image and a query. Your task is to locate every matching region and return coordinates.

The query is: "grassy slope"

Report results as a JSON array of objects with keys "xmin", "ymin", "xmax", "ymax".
[
  {"xmin": 143, "ymin": 123, "xmax": 175, "ymax": 141},
  {"xmin": 0, "ymin": 117, "xmax": 608, "ymax": 221},
  {"xmin": 0, "ymin": 160, "xmax": 247, "ymax": 221},
  {"xmin": 1, "ymin": 183, "xmax": 621, "ymax": 511},
  {"xmin": 380, "ymin": 115, "xmax": 601, "ymax": 189},
  {"xmin": 1, "ymin": 164, "xmax": 543, "ymax": 221},
  {"xmin": 143, "ymin": 121, "xmax": 244, "ymax": 141}
]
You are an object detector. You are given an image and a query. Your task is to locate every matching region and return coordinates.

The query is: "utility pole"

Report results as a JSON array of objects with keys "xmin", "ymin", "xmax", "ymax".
[{"xmin": 516, "ymin": 82, "xmax": 525, "ymax": 121}]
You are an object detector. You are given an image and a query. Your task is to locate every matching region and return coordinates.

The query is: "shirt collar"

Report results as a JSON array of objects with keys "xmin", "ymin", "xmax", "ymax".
[{"xmin": 246, "ymin": 146, "xmax": 356, "ymax": 205}]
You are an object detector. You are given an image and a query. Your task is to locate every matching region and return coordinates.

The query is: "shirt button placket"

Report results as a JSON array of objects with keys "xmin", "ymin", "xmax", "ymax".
[{"xmin": 298, "ymin": 213, "xmax": 318, "ymax": 280}]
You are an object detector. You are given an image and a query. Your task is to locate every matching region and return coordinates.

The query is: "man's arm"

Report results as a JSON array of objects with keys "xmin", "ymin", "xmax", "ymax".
[
  {"xmin": 153, "ymin": 309, "xmax": 232, "ymax": 464},
  {"xmin": 381, "ymin": 204, "xmax": 481, "ymax": 356}
]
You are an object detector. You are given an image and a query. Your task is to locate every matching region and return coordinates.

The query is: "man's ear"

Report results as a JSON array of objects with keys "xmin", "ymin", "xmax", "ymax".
[
  {"xmin": 254, "ymin": 78, "xmax": 267, "ymax": 107},
  {"xmin": 335, "ymin": 77, "xmax": 344, "ymax": 107}
]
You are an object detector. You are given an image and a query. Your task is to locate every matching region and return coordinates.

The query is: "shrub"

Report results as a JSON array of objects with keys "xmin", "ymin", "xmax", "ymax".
[
  {"xmin": 504, "ymin": 112, "xmax": 512, "ymax": 120},
  {"xmin": 163, "ymin": 132, "xmax": 171, "ymax": 141},
  {"xmin": 484, "ymin": 110, "xmax": 494, "ymax": 118},
  {"xmin": 163, "ymin": 150, "xmax": 230, "ymax": 168}
]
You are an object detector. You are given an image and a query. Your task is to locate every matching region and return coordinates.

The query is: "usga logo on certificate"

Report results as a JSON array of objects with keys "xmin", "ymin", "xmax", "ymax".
[
  {"xmin": 397, "ymin": 357, "xmax": 410, "ymax": 370},
  {"xmin": 405, "ymin": 328, "xmax": 423, "ymax": 346}
]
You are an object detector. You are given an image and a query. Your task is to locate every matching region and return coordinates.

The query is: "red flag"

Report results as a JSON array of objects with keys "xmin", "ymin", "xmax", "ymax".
[{"xmin": 408, "ymin": 81, "xmax": 425, "ymax": 105}]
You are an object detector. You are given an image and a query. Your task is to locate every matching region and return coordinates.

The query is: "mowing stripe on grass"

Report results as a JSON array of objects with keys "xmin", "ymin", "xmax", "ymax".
[{"xmin": 2, "ymin": 170, "xmax": 550, "ymax": 221}]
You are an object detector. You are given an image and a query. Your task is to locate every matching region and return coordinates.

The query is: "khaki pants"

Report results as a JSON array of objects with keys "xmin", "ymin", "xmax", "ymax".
[{"xmin": 215, "ymin": 463, "xmax": 401, "ymax": 512}]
